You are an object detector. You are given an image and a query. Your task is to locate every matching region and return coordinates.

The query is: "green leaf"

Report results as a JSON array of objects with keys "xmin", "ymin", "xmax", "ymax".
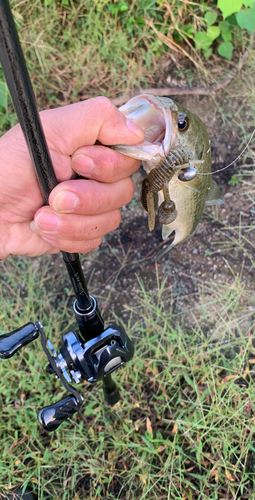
[
  {"xmin": 222, "ymin": 29, "xmax": 232, "ymax": 41},
  {"xmin": 228, "ymin": 174, "xmax": 240, "ymax": 186},
  {"xmin": 194, "ymin": 32, "xmax": 212, "ymax": 50},
  {"xmin": 217, "ymin": 41, "xmax": 234, "ymax": 59},
  {"xmin": 207, "ymin": 26, "xmax": 220, "ymax": 40},
  {"xmin": 205, "ymin": 11, "xmax": 218, "ymax": 26},
  {"xmin": 236, "ymin": 8, "xmax": 255, "ymax": 32},
  {"xmin": 243, "ymin": 0, "xmax": 254, "ymax": 7},
  {"xmin": 219, "ymin": 20, "xmax": 230, "ymax": 33},
  {"xmin": 202, "ymin": 47, "xmax": 213, "ymax": 59},
  {"xmin": 226, "ymin": 14, "xmax": 238, "ymax": 26},
  {"xmin": 119, "ymin": 1, "xmax": 129, "ymax": 12},
  {"xmin": 249, "ymin": 443, "xmax": 255, "ymax": 453},
  {"xmin": 108, "ymin": 1, "xmax": 129, "ymax": 14},
  {"xmin": 185, "ymin": 25, "xmax": 194, "ymax": 35},
  {"xmin": 108, "ymin": 4, "xmax": 118, "ymax": 14},
  {"xmin": 136, "ymin": 17, "xmax": 145, "ymax": 26},
  {"xmin": 0, "ymin": 82, "xmax": 7, "ymax": 108},
  {"xmin": 217, "ymin": 0, "xmax": 242, "ymax": 19}
]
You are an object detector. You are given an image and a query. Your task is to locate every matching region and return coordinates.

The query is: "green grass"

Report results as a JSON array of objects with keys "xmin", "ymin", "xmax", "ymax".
[
  {"xmin": 0, "ymin": 241, "xmax": 254, "ymax": 499},
  {"xmin": 0, "ymin": 0, "xmax": 252, "ymax": 133},
  {"xmin": 0, "ymin": 1, "xmax": 255, "ymax": 498},
  {"xmin": 1, "ymin": 125, "xmax": 254, "ymax": 498}
]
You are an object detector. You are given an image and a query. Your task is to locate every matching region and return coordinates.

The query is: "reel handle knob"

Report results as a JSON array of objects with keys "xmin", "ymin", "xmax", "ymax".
[
  {"xmin": 0, "ymin": 322, "xmax": 39, "ymax": 359},
  {"xmin": 38, "ymin": 395, "xmax": 80, "ymax": 432}
]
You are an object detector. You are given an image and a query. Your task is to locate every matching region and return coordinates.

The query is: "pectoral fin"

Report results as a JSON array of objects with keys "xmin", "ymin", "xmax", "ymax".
[{"xmin": 205, "ymin": 178, "xmax": 224, "ymax": 206}]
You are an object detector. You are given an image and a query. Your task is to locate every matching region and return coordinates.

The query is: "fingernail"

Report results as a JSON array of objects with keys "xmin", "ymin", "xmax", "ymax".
[
  {"xmin": 53, "ymin": 190, "xmax": 79, "ymax": 212},
  {"xmin": 72, "ymin": 155, "xmax": 95, "ymax": 176},
  {"xmin": 30, "ymin": 221, "xmax": 38, "ymax": 233},
  {"xmin": 34, "ymin": 213, "xmax": 60, "ymax": 232},
  {"xmin": 126, "ymin": 118, "xmax": 144, "ymax": 139}
]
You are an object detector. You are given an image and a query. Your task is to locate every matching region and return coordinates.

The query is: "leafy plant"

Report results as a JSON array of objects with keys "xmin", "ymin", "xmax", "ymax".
[
  {"xmin": 107, "ymin": 1, "xmax": 129, "ymax": 14},
  {"xmin": 228, "ymin": 174, "xmax": 241, "ymax": 186},
  {"xmin": 0, "ymin": 0, "xmax": 252, "ymax": 129},
  {"xmin": 0, "ymin": 72, "xmax": 18, "ymax": 133},
  {"xmin": 194, "ymin": 0, "xmax": 255, "ymax": 60},
  {"xmin": 0, "ymin": 81, "xmax": 7, "ymax": 108},
  {"xmin": 104, "ymin": 0, "xmax": 254, "ymax": 63}
]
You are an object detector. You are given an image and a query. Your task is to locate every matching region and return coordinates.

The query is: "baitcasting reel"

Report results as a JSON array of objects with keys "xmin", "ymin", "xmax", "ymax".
[
  {"xmin": 0, "ymin": 296, "xmax": 134, "ymax": 432},
  {"xmin": 0, "ymin": 0, "xmax": 134, "ymax": 434}
]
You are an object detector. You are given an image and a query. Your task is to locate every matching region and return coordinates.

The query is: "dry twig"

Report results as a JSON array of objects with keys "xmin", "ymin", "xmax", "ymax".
[{"xmin": 111, "ymin": 47, "xmax": 251, "ymax": 107}]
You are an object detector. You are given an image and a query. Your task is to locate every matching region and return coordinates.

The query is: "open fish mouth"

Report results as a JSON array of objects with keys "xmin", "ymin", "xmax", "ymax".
[
  {"xmin": 112, "ymin": 93, "xmax": 221, "ymax": 258},
  {"xmin": 113, "ymin": 94, "xmax": 202, "ymax": 234},
  {"xmin": 113, "ymin": 95, "xmax": 179, "ymax": 165}
]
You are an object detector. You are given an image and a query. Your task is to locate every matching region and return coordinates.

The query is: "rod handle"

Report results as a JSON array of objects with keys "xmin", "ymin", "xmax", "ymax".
[{"xmin": 103, "ymin": 375, "xmax": 121, "ymax": 406}]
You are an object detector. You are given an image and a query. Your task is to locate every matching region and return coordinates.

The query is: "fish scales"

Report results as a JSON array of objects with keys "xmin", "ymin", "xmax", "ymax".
[{"xmin": 112, "ymin": 94, "xmax": 223, "ymax": 256}]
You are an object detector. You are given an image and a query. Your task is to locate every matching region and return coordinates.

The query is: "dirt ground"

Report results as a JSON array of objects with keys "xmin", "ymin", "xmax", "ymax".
[
  {"xmin": 6, "ymin": 60, "xmax": 254, "ymax": 336},
  {"xmin": 71, "ymin": 88, "xmax": 254, "ymax": 333},
  {"xmin": 0, "ymin": 55, "xmax": 254, "ymax": 500}
]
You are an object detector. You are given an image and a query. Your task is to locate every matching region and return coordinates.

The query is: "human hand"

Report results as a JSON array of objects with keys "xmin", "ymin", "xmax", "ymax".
[{"xmin": 0, "ymin": 97, "xmax": 144, "ymax": 259}]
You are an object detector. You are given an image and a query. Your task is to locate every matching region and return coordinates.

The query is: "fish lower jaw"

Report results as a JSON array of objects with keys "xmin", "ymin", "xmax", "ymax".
[
  {"xmin": 162, "ymin": 226, "xmax": 174, "ymax": 241},
  {"xmin": 162, "ymin": 225, "xmax": 192, "ymax": 248}
]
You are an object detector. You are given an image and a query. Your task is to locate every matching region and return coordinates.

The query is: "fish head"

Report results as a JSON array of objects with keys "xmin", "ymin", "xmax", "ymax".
[
  {"xmin": 114, "ymin": 95, "xmax": 178, "ymax": 167},
  {"xmin": 113, "ymin": 94, "xmax": 210, "ymax": 174},
  {"xmin": 112, "ymin": 94, "xmax": 216, "ymax": 255},
  {"xmin": 169, "ymin": 101, "xmax": 211, "ymax": 173}
]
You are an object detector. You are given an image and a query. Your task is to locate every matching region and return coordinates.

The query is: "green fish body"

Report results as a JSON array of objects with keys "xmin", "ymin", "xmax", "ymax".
[{"xmin": 113, "ymin": 94, "xmax": 222, "ymax": 254}]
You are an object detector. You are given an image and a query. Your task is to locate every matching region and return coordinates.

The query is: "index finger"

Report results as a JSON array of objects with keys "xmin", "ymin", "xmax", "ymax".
[{"xmin": 71, "ymin": 144, "xmax": 141, "ymax": 183}]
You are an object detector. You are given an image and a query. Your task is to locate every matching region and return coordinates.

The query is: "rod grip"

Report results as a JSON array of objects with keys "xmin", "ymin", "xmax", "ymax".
[{"xmin": 38, "ymin": 395, "xmax": 80, "ymax": 432}]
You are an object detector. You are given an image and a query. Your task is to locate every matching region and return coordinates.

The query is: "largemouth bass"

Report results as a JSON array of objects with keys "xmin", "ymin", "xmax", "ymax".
[{"xmin": 113, "ymin": 94, "xmax": 223, "ymax": 257}]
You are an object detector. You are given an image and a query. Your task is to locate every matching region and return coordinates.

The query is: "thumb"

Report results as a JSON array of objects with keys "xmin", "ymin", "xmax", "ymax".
[
  {"xmin": 40, "ymin": 97, "xmax": 144, "ymax": 155},
  {"xmin": 94, "ymin": 96, "xmax": 145, "ymax": 146}
]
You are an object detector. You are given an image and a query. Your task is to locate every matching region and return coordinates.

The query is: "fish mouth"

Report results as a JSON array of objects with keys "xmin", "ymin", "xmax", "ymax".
[
  {"xmin": 113, "ymin": 94, "xmax": 179, "ymax": 164},
  {"xmin": 153, "ymin": 230, "xmax": 176, "ymax": 260}
]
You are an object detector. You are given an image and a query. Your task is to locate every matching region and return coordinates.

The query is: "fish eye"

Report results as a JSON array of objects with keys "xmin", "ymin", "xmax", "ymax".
[{"xmin": 177, "ymin": 113, "xmax": 189, "ymax": 132}]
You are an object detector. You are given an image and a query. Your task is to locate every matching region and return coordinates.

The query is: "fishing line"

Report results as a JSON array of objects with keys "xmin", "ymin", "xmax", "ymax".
[{"xmin": 197, "ymin": 128, "xmax": 255, "ymax": 176}]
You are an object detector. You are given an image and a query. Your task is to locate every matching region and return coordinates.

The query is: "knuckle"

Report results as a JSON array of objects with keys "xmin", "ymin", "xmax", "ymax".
[
  {"xmin": 109, "ymin": 160, "xmax": 120, "ymax": 183},
  {"xmin": 87, "ymin": 237, "xmax": 103, "ymax": 252},
  {"xmin": 94, "ymin": 96, "xmax": 116, "ymax": 117},
  {"xmin": 68, "ymin": 237, "xmax": 102, "ymax": 254},
  {"xmin": 111, "ymin": 209, "xmax": 121, "ymax": 230},
  {"xmin": 75, "ymin": 220, "xmax": 89, "ymax": 240},
  {"xmin": 125, "ymin": 178, "xmax": 135, "ymax": 202}
]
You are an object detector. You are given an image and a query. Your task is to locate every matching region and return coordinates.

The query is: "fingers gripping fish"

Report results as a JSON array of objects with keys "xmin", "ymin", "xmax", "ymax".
[{"xmin": 112, "ymin": 95, "xmax": 223, "ymax": 257}]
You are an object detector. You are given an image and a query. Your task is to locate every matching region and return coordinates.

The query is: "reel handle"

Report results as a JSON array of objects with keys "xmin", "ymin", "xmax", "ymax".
[
  {"xmin": 0, "ymin": 322, "xmax": 38, "ymax": 359},
  {"xmin": 38, "ymin": 395, "xmax": 80, "ymax": 432}
]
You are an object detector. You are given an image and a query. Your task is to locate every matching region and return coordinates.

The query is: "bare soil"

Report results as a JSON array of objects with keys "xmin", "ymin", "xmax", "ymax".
[{"xmin": 79, "ymin": 91, "xmax": 255, "ymax": 329}]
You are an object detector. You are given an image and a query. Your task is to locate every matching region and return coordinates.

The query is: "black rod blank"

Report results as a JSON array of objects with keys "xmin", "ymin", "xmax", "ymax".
[
  {"xmin": 0, "ymin": 0, "xmax": 57, "ymax": 201},
  {"xmin": 0, "ymin": 0, "xmax": 91, "ymax": 310}
]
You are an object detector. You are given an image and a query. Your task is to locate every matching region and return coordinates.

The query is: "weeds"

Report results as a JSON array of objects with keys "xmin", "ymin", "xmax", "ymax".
[
  {"xmin": 0, "ymin": 172, "xmax": 255, "ymax": 498},
  {"xmin": 0, "ymin": 248, "xmax": 255, "ymax": 499},
  {"xmin": 0, "ymin": 1, "xmax": 255, "ymax": 499},
  {"xmin": 0, "ymin": 0, "xmax": 254, "ymax": 133}
]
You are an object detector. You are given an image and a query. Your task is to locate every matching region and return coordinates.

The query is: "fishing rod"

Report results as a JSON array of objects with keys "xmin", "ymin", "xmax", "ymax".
[{"xmin": 0, "ymin": 0, "xmax": 134, "ymax": 432}]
